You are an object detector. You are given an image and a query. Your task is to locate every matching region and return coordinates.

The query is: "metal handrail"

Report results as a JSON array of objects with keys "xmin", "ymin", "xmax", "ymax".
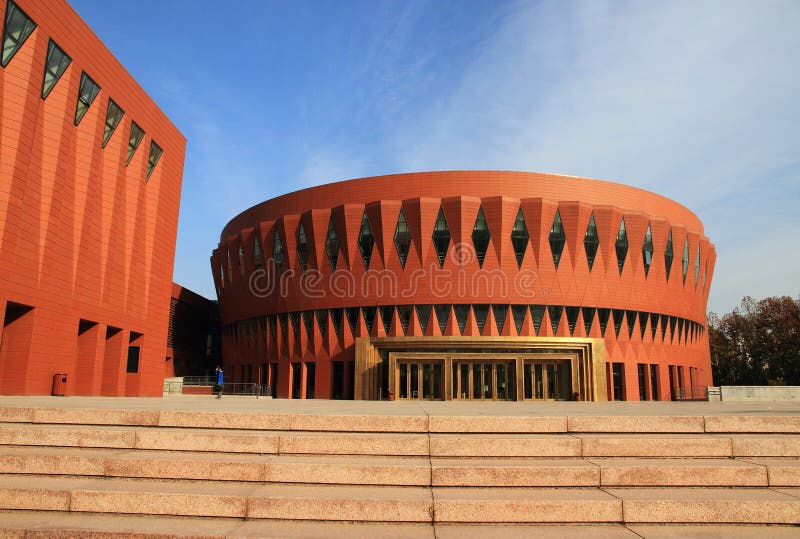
[
  {"xmin": 672, "ymin": 386, "xmax": 709, "ymax": 401},
  {"xmin": 182, "ymin": 376, "xmax": 216, "ymax": 386}
]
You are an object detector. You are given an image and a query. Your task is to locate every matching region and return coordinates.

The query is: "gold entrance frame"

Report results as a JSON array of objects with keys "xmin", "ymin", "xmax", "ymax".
[{"xmin": 354, "ymin": 336, "xmax": 608, "ymax": 401}]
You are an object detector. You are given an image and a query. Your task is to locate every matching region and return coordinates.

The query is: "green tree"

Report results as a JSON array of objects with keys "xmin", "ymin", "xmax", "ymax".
[{"xmin": 709, "ymin": 295, "xmax": 800, "ymax": 385}]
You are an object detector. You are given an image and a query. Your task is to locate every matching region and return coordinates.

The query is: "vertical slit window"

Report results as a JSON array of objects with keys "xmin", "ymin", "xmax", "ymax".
[
  {"xmin": 471, "ymin": 207, "xmax": 490, "ymax": 267},
  {"xmin": 432, "ymin": 208, "xmax": 451, "ymax": 268},
  {"xmin": 664, "ymin": 229, "xmax": 674, "ymax": 282},
  {"xmin": 694, "ymin": 244, "xmax": 700, "ymax": 288},
  {"xmin": 102, "ymin": 99, "xmax": 124, "ymax": 148},
  {"xmin": 615, "ymin": 218, "xmax": 628, "ymax": 274},
  {"xmin": 511, "ymin": 208, "xmax": 529, "ymax": 267},
  {"xmin": 357, "ymin": 211, "xmax": 374, "ymax": 269},
  {"xmin": 125, "ymin": 122, "xmax": 145, "ymax": 165},
  {"xmin": 394, "ymin": 209, "xmax": 411, "ymax": 268},
  {"xmin": 74, "ymin": 71, "xmax": 100, "ymax": 126},
  {"xmin": 296, "ymin": 222, "xmax": 309, "ymax": 273},
  {"xmin": 253, "ymin": 235, "xmax": 262, "ymax": 268},
  {"xmin": 642, "ymin": 223, "xmax": 653, "ymax": 277},
  {"xmin": 41, "ymin": 40, "xmax": 71, "ymax": 99},
  {"xmin": 682, "ymin": 237, "xmax": 690, "ymax": 284},
  {"xmin": 434, "ymin": 304, "xmax": 450, "ymax": 335},
  {"xmin": 272, "ymin": 229, "xmax": 284, "ymax": 266},
  {"xmin": 325, "ymin": 216, "xmax": 339, "ymax": 271},
  {"xmin": 146, "ymin": 141, "xmax": 162, "ymax": 179},
  {"xmin": 2, "ymin": 1, "xmax": 36, "ymax": 67},
  {"xmin": 549, "ymin": 210, "xmax": 565, "ymax": 269},
  {"xmin": 493, "ymin": 304, "xmax": 508, "ymax": 334},
  {"xmin": 415, "ymin": 305, "xmax": 431, "ymax": 334},
  {"xmin": 584, "ymin": 213, "xmax": 599, "ymax": 271}
]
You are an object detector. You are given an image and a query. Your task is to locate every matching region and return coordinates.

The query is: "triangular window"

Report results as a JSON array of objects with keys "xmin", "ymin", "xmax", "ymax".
[
  {"xmin": 361, "ymin": 306, "xmax": 376, "ymax": 334},
  {"xmin": 548, "ymin": 305, "xmax": 563, "ymax": 335},
  {"xmin": 639, "ymin": 311, "xmax": 648, "ymax": 339},
  {"xmin": 2, "ymin": 1, "xmax": 36, "ymax": 67},
  {"xmin": 296, "ymin": 222, "xmax": 309, "ymax": 273},
  {"xmin": 626, "ymin": 310, "xmax": 637, "ymax": 338},
  {"xmin": 415, "ymin": 305, "xmax": 431, "ymax": 334},
  {"xmin": 125, "ymin": 122, "xmax": 145, "ymax": 165},
  {"xmin": 268, "ymin": 315, "xmax": 277, "ymax": 339},
  {"xmin": 394, "ymin": 209, "xmax": 411, "ymax": 268},
  {"xmin": 598, "ymin": 308, "xmax": 611, "ymax": 336},
  {"xmin": 102, "ymin": 99, "xmax": 124, "ymax": 148},
  {"xmin": 380, "ymin": 305, "xmax": 394, "ymax": 334},
  {"xmin": 41, "ymin": 39, "xmax": 71, "ymax": 99},
  {"xmin": 565, "ymin": 306, "xmax": 579, "ymax": 336},
  {"xmin": 511, "ymin": 208, "xmax": 529, "ymax": 267},
  {"xmin": 289, "ymin": 312, "xmax": 300, "ymax": 337},
  {"xmin": 74, "ymin": 71, "xmax": 100, "ymax": 126},
  {"xmin": 694, "ymin": 244, "xmax": 700, "ymax": 288},
  {"xmin": 493, "ymin": 304, "xmax": 508, "ymax": 334},
  {"xmin": 612, "ymin": 309, "xmax": 624, "ymax": 337},
  {"xmin": 511, "ymin": 305, "xmax": 526, "ymax": 334},
  {"xmin": 664, "ymin": 229, "xmax": 674, "ymax": 282},
  {"xmin": 471, "ymin": 207, "xmax": 490, "ymax": 267},
  {"xmin": 582, "ymin": 307, "xmax": 595, "ymax": 336},
  {"xmin": 454, "ymin": 305, "xmax": 469, "ymax": 335},
  {"xmin": 669, "ymin": 316, "xmax": 678, "ymax": 341},
  {"xmin": 650, "ymin": 312, "xmax": 659, "ymax": 340},
  {"xmin": 358, "ymin": 212, "xmax": 374, "ymax": 269},
  {"xmin": 146, "ymin": 141, "xmax": 162, "ymax": 179},
  {"xmin": 315, "ymin": 310, "xmax": 328, "ymax": 339},
  {"xmin": 325, "ymin": 216, "xmax": 339, "ymax": 271},
  {"xmin": 272, "ymin": 229, "xmax": 284, "ymax": 266},
  {"xmin": 345, "ymin": 307, "xmax": 359, "ymax": 335},
  {"xmin": 682, "ymin": 238, "xmax": 690, "ymax": 284},
  {"xmin": 302, "ymin": 311, "xmax": 314, "ymax": 337},
  {"xmin": 584, "ymin": 213, "xmax": 600, "ymax": 272},
  {"xmin": 473, "ymin": 304, "xmax": 489, "ymax": 333},
  {"xmin": 549, "ymin": 210, "xmax": 566, "ymax": 269},
  {"xmin": 661, "ymin": 314, "xmax": 669, "ymax": 341},
  {"xmin": 615, "ymin": 218, "xmax": 628, "ymax": 274},
  {"xmin": 397, "ymin": 305, "xmax": 412, "ymax": 335},
  {"xmin": 642, "ymin": 223, "xmax": 654, "ymax": 277},
  {"xmin": 434, "ymin": 304, "xmax": 450, "ymax": 335},
  {"xmin": 677, "ymin": 318, "xmax": 684, "ymax": 343},
  {"xmin": 432, "ymin": 208, "xmax": 451, "ymax": 267},
  {"xmin": 530, "ymin": 305, "xmax": 545, "ymax": 335},
  {"xmin": 253, "ymin": 235, "xmax": 262, "ymax": 268},
  {"xmin": 330, "ymin": 308, "xmax": 343, "ymax": 337}
]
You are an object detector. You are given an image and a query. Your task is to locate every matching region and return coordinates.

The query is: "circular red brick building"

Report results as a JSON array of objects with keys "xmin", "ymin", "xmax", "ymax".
[{"xmin": 212, "ymin": 171, "xmax": 715, "ymax": 401}]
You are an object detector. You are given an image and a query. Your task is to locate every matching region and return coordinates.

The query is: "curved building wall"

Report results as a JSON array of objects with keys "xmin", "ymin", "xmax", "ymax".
[{"xmin": 213, "ymin": 171, "xmax": 715, "ymax": 401}]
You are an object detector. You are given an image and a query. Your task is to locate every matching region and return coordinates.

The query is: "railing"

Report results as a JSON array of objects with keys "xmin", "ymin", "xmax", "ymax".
[
  {"xmin": 182, "ymin": 376, "xmax": 216, "ymax": 386},
  {"xmin": 672, "ymin": 386, "xmax": 709, "ymax": 401},
  {"xmin": 218, "ymin": 383, "xmax": 261, "ymax": 396}
]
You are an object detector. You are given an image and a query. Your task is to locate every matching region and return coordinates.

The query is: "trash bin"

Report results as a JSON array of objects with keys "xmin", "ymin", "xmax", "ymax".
[{"xmin": 52, "ymin": 373, "xmax": 68, "ymax": 396}]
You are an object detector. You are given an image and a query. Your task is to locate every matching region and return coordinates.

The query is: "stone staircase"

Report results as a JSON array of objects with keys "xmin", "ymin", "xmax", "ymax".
[{"xmin": 0, "ymin": 405, "xmax": 798, "ymax": 537}]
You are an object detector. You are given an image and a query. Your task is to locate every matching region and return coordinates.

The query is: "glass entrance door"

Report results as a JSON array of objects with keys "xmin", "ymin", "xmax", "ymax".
[
  {"xmin": 452, "ymin": 360, "xmax": 515, "ymax": 401},
  {"xmin": 523, "ymin": 359, "xmax": 572, "ymax": 400},
  {"xmin": 397, "ymin": 359, "xmax": 443, "ymax": 400}
]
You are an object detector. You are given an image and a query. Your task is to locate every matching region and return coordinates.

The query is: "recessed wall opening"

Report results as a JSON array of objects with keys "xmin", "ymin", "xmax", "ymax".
[
  {"xmin": 126, "ymin": 331, "xmax": 143, "ymax": 374},
  {"xmin": 75, "ymin": 319, "xmax": 99, "ymax": 395},
  {"xmin": 0, "ymin": 302, "xmax": 36, "ymax": 394}
]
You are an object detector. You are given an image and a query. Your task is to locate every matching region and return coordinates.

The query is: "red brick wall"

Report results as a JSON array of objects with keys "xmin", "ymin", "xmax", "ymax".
[
  {"xmin": 0, "ymin": 0, "xmax": 186, "ymax": 396},
  {"xmin": 213, "ymin": 172, "xmax": 715, "ymax": 400}
]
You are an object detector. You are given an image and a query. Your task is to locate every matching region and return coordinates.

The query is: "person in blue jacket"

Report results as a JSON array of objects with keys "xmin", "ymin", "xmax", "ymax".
[{"xmin": 214, "ymin": 366, "xmax": 224, "ymax": 399}]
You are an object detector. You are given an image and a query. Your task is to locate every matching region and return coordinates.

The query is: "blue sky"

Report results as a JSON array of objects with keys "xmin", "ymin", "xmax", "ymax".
[{"xmin": 69, "ymin": 0, "xmax": 800, "ymax": 314}]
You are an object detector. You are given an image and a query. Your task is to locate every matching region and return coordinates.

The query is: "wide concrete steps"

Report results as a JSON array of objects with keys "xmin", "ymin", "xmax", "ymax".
[{"xmin": 0, "ymin": 405, "xmax": 799, "ymax": 535}]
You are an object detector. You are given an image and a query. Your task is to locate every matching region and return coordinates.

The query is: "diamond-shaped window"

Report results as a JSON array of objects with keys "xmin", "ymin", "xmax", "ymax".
[
  {"xmin": 74, "ymin": 71, "xmax": 100, "ymax": 126},
  {"xmin": 664, "ymin": 229, "xmax": 674, "ymax": 282},
  {"xmin": 253, "ymin": 235, "xmax": 262, "ymax": 268},
  {"xmin": 694, "ymin": 244, "xmax": 700, "ymax": 288},
  {"xmin": 584, "ymin": 213, "xmax": 599, "ymax": 271},
  {"xmin": 471, "ymin": 207, "xmax": 490, "ymax": 267},
  {"xmin": 432, "ymin": 208, "xmax": 451, "ymax": 268},
  {"xmin": 473, "ymin": 304, "xmax": 489, "ymax": 333},
  {"xmin": 297, "ymin": 222, "xmax": 309, "ymax": 273},
  {"xmin": 2, "ymin": 1, "xmax": 37, "ymax": 68},
  {"xmin": 511, "ymin": 208, "xmax": 529, "ymax": 268},
  {"xmin": 272, "ymin": 229, "xmax": 284, "ymax": 266},
  {"xmin": 682, "ymin": 237, "xmax": 690, "ymax": 284},
  {"xmin": 357, "ymin": 212, "xmax": 374, "ymax": 269},
  {"xmin": 434, "ymin": 304, "xmax": 450, "ymax": 335},
  {"xmin": 549, "ymin": 210, "xmax": 566, "ymax": 269},
  {"xmin": 41, "ymin": 40, "xmax": 71, "ymax": 100},
  {"xmin": 325, "ymin": 216, "xmax": 339, "ymax": 271},
  {"xmin": 642, "ymin": 223, "xmax": 654, "ymax": 277},
  {"xmin": 394, "ymin": 209, "xmax": 411, "ymax": 268},
  {"xmin": 415, "ymin": 305, "xmax": 432, "ymax": 334},
  {"xmin": 615, "ymin": 218, "xmax": 628, "ymax": 274}
]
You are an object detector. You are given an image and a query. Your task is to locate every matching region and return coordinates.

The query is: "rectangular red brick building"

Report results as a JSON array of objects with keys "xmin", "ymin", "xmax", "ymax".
[{"xmin": 0, "ymin": 0, "xmax": 186, "ymax": 395}]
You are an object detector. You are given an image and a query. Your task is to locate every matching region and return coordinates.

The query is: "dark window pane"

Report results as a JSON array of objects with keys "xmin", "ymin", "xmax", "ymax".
[
  {"xmin": 397, "ymin": 305, "xmax": 412, "ymax": 335},
  {"xmin": 345, "ymin": 307, "xmax": 359, "ymax": 335},
  {"xmin": 358, "ymin": 212, "xmax": 374, "ymax": 269},
  {"xmin": 642, "ymin": 223, "xmax": 654, "ymax": 277},
  {"xmin": 548, "ymin": 305, "xmax": 563, "ymax": 335},
  {"xmin": 296, "ymin": 222, "xmax": 309, "ymax": 273},
  {"xmin": 415, "ymin": 305, "xmax": 431, "ymax": 334},
  {"xmin": 612, "ymin": 309, "xmax": 625, "ymax": 337},
  {"xmin": 125, "ymin": 121, "xmax": 145, "ymax": 165},
  {"xmin": 549, "ymin": 210, "xmax": 565, "ymax": 269},
  {"xmin": 664, "ymin": 229, "xmax": 674, "ymax": 282},
  {"xmin": 315, "ymin": 310, "xmax": 328, "ymax": 340},
  {"xmin": 582, "ymin": 307, "xmax": 595, "ymax": 336},
  {"xmin": 598, "ymin": 308, "xmax": 611, "ymax": 336},
  {"xmin": 454, "ymin": 304, "xmax": 469, "ymax": 335},
  {"xmin": 473, "ymin": 304, "xmax": 489, "ymax": 333},
  {"xmin": 615, "ymin": 218, "xmax": 628, "ymax": 274},
  {"xmin": 41, "ymin": 40, "xmax": 71, "ymax": 99},
  {"xmin": 626, "ymin": 309, "xmax": 637, "ymax": 338},
  {"xmin": 146, "ymin": 140, "xmax": 162, "ymax": 179},
  {"xmin": 74, "ymin": 71, "xmax": 100, "ymax": 126},
  {"xmin": 253, "ymin": 235, "xmax": 262, "ymax": 267},
  {"xmin": 682, "ymin": 238, "xmax": 690, "ymax": 284},
  {"xmin": 380, "ymin": 305, "xmax": 394, "ymax": 334},
  {"xmin": 2, "ymin": 1, "xmax": 36, "ymax": 67},
  {"xmin": 471, "ymin": 207, "xmax": 490, "ymax": 267},
  {"xmin": 102, "ymin": 99, "xmax": 125, "ymax": 147},
  {"xmin": 565, "ymin": 306, "xmax": 579, "ymax": 336},
  {"xmin": 511, "ymin": 304, "xmax": 526, "ymax": 334},
  {"xmin": 493, "ymin": 304, "xmax": 508, "ymax": 334},
  {"xmin": 530, "ymin": 305, "xmax": 545, "ymax": 335},
  {"xmin": 694, "ymin": 244, "xmax": 700, "ymax": 288},
  {"xmin": 434, "ymin": 304, "xmax": 450, "ymax": 335},
  {"xmin": 432, "ymin": 208, "xmax": 451, "ymax": 267},
  {"xmin": 394, "ymin": 209, "xmax": 411, "ymax": 268},
  {"xmin": 362, "ymin": 306, "xmax": 376, "ymax": 334},
  {"xmin": 272, "ymin": 229, "xmax": 284, "ymax": 266},
  {"xmin": 584, "ymin": 213, "xmax": 599, "ymax": 271},
  {"xmin": 511, "ymin": 208, "xmax": 529, "ymax": 267},
  {"xmin": 325, "ymin": 216, "xmax": 339, "ymax": 271}
]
